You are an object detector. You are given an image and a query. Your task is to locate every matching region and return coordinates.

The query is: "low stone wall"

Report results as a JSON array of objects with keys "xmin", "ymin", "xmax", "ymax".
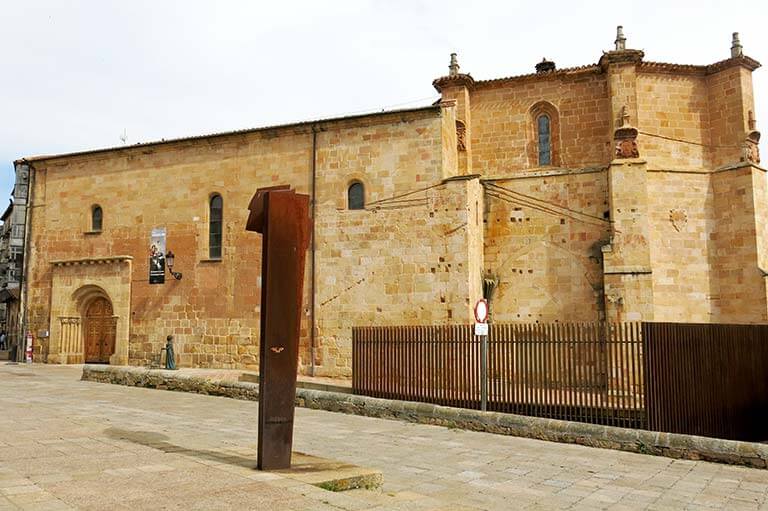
[
  {"xmin": 82, "ymin": 365, "xmax": 768, "ymax": 469},
  {"xmin": 82, "ymin": 365, "xmax": 259, "ymax": 401}
]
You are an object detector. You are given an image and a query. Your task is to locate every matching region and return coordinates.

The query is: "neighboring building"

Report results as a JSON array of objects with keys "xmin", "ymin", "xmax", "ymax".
[
  {"xmin": 10, "ymin": 28, "xmax": 764, "ymax": 376},
  {"xmin": 0, "ymin": 202, "xmax": 11, "ymax": 333},
  {"xmin": 0, "ymin": 163, "xmax": 30, "ymax": 360}
]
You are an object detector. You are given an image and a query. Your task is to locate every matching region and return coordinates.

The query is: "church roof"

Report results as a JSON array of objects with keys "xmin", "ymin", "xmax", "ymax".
[{"xmin": 17, "ymin": 104, "xmax": 443, "ymax": 165}]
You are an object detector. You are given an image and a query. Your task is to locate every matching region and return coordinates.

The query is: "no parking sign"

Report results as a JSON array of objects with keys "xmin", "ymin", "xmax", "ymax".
[{"xmin": 474, "ymin": 299, "xmax": 488, "ymax": 336}]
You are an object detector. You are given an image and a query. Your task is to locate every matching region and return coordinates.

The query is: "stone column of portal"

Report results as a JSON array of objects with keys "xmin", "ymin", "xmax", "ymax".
[
  {"xmin": 599, "ymin": 27, "xmax": 654, "ymax": 322},
  {"xmin": 433, "ymin": 53, "xmax": 475, "ymax": 175}
]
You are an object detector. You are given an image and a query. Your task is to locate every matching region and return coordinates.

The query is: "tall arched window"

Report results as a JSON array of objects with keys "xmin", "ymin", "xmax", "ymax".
[
  {"xmin": 209, "ymin": 194, "xmax": 223, "ymax": 259},
  {"xmin": 91, "ymin": 205, "xmax": 103, "ymax": 232},
  {"xmin": 348, "ymin": 182, "xmax": 364, "ymax": 210},
  {"xmin": 537, "ymin": 115, "xmax": 551, "ymax": 166},
  {"xmin": 529, "ymin": 101, "xmax": 559, "ymax": 167}
]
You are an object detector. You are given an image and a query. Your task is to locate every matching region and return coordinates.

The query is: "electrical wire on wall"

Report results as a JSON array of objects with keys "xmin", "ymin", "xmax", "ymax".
[{"xmin": 483, "ymin": 182, "xmax": 615, "ymax": 232}]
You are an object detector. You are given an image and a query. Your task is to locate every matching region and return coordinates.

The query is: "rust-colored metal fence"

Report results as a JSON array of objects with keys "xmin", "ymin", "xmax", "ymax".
[
  {"xmin": 487, "ymin": 323, "xmax": 643, "ymax": 429},
  {"xmin": 353, "ymin": 322, "xmax": 768, "ymax": 440},
  {"xmin": 644, "ymin": 323, "xmax": 768, "ymax": 441},
  {"xmin": 352, "ymin": 322, "xmax": 645, "ymax": 429},
  {"xmin": 352, "ymin": 325, "xmax": 482, "ymax": 409}
]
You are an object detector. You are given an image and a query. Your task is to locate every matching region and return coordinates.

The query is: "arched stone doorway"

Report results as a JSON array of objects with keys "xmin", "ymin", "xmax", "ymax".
[
  {"xmin": 83, "ymin": 297, "xmax": 116, "ymax": 364},
  {"xmin": 49, "ymin": 257, "xmax": 132, "ymax": 365}
]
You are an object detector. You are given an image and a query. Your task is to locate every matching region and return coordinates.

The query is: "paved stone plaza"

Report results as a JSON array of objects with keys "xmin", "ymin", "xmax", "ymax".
[{"xmin": 1, "ymin": 364, "xmax": 768, "ymax": 510}]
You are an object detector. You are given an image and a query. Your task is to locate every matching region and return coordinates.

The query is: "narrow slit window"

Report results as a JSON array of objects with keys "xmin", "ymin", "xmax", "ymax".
[
  {"xmin": 92, "ymin": 206, "xmax": 103, "ymax": 232},
  {"xmin": 348, "ymin": 182, "xmax": 364, "ymax": 210},
  {"xmin": 209, "ymin": 194, "xmax": 223, "ymax": 259},
  {"xmin": 538, "ymin": 115, "xmax": 551, "ymax": 166}
]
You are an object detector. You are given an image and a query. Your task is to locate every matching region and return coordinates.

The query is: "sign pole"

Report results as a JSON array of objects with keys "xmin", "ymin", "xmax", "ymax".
[
  {"xmin": 480, "ymin": 332, "xmax": 487, "ymax": 412},
  {"xmin": 473, "ymin": 299, "xmax": 489, "ymax": 412}
]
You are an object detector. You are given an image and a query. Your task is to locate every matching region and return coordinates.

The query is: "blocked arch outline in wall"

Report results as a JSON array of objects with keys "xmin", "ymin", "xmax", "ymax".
[{"xmin": 527, "ymin": 101, "xmax": 561, "ymax": 168}]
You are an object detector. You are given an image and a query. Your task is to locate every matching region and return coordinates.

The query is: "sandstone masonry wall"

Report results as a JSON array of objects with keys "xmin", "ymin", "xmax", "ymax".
[
  {"xmin": 483, "ymin": 169, "xmax": 609, "ymax": 322},
  {"xmin": 26, "ymin": 107, "xmax": 481, "ymax": 376},
  {"xmin": 469, "ymin": 73, "xmax": 611, "ymax": 174}
]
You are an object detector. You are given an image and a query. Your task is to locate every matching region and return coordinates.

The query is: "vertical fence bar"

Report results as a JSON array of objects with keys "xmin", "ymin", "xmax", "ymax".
[{"xmin": 524, "ymin": 323, "xmax": 531, "ymax": 418}]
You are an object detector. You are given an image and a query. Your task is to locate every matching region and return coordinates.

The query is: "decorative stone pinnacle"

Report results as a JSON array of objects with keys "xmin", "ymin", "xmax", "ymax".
[
  {"xmin": 749, "ymin": 110, "xmax": 757, "ymax": 131},
  {"xmin": 449, "ymin": 53, "xmax": 460, "ymax": 77},
  {"xmin": 731, "ymin": 32, "xmax": 743, "ymax": 58},
  {"xmin": 615, "ymin": 26, "xmax": 626, "ymax": 51}
]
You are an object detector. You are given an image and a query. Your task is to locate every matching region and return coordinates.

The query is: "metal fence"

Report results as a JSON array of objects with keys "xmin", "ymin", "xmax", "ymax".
[
  {"xmin": 352, "ymin": 322, "xmax": 768, "ymax": 440},
  {"xmin": 644, "ymin": 323, "xmax": 768, "ymax": 441},
  {"xmin": 487, "ymin": 322, "xmax": 643, "ymax": 429},
  {"xmin": 353, "ymin": 322, "xmax": 644, "ymax": 429}
]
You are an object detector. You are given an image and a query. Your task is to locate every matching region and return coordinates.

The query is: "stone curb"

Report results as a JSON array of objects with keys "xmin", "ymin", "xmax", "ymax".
[{"xmin": 82, "ymin": 365, "xmax": 768, "ymax": 470}]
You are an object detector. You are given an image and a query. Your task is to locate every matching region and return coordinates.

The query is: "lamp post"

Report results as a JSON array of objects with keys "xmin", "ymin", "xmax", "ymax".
[{"xmin": 165, "ymin": 251, "xmax": 182, "ymax": 280}]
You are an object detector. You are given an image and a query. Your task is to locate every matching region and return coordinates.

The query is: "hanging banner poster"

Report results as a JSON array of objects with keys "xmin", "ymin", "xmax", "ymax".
[{"xmin": 149, "ymin": 227, "xmax": 166, "ymax": 284}]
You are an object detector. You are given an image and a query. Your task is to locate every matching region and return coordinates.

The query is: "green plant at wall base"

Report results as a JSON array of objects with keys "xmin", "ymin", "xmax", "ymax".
[{"xmin": 635, "ymin": 440, "xmax": 651, "ymax": 455}]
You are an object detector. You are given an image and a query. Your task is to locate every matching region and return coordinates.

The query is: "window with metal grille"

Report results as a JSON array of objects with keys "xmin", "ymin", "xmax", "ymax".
[
  {"xmin": 209, "ymin": 194, "xmax": 223, "ymax": 259},
  {"xmin": 348, "ymin": 182, "xmax": 364, "ymax": 210},
  {"xmin": 538, "ymin": 115, "xmax": 551, "ymax": 166}
]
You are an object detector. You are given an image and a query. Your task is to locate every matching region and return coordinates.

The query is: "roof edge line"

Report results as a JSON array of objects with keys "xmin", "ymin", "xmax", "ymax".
[{"xmin": 18, "ymin": 104, "xmax": 443, "ymax": 164}]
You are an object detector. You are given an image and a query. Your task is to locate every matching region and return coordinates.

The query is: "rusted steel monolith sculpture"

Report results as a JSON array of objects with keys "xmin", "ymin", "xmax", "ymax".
[{"xmin": 246, "ymin": 185, "xmax": 310, "ymax": 470}]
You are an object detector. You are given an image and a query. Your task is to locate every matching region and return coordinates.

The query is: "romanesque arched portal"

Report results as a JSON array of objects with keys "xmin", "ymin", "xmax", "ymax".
[{"xmin": 83, "ymin": 296, "xmax": 116, "ymax": 364}]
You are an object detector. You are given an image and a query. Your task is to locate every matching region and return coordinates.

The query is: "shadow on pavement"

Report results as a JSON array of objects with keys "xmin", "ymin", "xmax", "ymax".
[{"xmin": 104, "ymin": 427, "xmax": 257, "ymax": 469}]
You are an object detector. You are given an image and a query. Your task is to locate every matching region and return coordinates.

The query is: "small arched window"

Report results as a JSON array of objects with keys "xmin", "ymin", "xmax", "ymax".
[
  {"xmin": 209, "ymin": 194, "xmax": 223, "ymax": 259},
  {"xmin": 537, "ymin": 115, "xmax": 551, "ymax": 166},
  {"xmin": 348, "ymin": 182, "xmax": 364, "ymax": 210},
  {"xmin": 91, "ymin": 205, "xmax": 103, "ymax": 232}
]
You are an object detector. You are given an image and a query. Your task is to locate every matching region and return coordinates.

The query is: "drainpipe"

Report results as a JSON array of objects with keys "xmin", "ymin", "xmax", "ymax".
[{"xmin": 310, "ymin": 127, "xmax": 318, "ymax": 377}]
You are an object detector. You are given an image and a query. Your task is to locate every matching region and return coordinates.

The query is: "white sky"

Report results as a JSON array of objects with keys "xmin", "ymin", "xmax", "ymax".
[{"xmin": 1, "ymin": 1, "xmax": 766, "ymax": 199}]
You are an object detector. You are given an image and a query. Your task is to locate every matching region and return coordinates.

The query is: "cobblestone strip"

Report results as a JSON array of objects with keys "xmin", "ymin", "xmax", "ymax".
[{"xmin": 82, "ymin": 365, "xmax": 768, "ymax": 470}]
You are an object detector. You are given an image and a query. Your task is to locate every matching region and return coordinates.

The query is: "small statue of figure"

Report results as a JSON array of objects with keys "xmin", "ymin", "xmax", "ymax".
[{"xmin": 163, "ymin": 335, "xmax": 177, "ymax": 370}]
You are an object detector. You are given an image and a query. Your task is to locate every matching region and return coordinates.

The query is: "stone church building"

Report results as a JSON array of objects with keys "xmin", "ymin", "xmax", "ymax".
[{"xmin": 10, "ymin": 29, "xmax": 764, "ymax": 376}]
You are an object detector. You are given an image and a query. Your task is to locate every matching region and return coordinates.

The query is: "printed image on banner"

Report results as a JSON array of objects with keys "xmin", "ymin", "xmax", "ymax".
[{"xmin": 149, "ymin": 227, "xmax": 166, "ymax": 284}]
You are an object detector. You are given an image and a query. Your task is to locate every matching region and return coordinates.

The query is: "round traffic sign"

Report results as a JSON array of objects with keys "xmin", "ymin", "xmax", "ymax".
[{"xmin": 474, "ymin": 299, "xmax": 488, "ymax": 323}]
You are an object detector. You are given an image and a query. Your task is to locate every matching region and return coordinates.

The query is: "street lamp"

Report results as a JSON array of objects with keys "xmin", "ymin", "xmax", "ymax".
[{"xmin": 165, "ymin": 251, "xmax": 182, "ymax": 280}]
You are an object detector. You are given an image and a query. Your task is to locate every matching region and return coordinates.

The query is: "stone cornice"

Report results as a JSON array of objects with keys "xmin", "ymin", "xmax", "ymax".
[
  {"xmin": 598, "ymin": 49, "xmax": 645, "ymax": 68},
  {"xmin": 51, "ymin": 256, "xmax": 133, "ymax": 267},
  {"xmin": 639, "ymin": 55, "xmax": 762, "ymax": 76},
  {"xmin": 481, "ymin": 165, "xmax": 608, "ymax": 182},
  {"xmin": 432, "ymin": 74, "xmax": 475, "ymax": 92},
  {"xmin": 706, "ymin": 55, "xmax": 761, "ymax": 74},
  {"xmin": 472, "ymin": 64, "xmax": 601, "ymax": 88}
]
